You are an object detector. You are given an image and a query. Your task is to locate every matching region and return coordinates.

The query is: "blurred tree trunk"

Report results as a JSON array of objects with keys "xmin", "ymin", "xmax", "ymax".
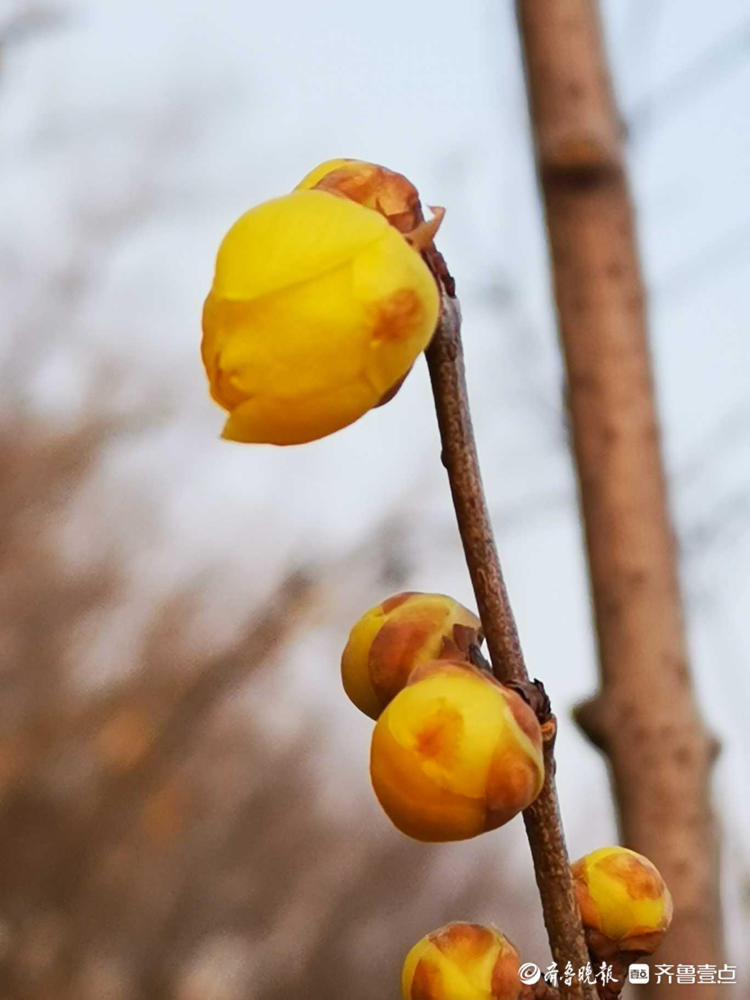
[{"xmin": 515, "ymin": 0, "xmax": 722, "ymax": 991}]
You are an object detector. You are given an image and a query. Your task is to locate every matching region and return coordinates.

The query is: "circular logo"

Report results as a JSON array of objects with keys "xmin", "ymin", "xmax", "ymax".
[{"xmin": 519, "ymin": 963, "xmax": 541, "ymax": 985}]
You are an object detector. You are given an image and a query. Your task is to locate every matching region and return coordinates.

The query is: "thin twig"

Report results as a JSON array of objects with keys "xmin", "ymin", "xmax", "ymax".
[{"xmin": 425, "ymin": 295, "xmax": 593, "ymax": 999}]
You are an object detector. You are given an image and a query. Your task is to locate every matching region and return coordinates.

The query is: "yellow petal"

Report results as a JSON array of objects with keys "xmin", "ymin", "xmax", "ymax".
[
  {"xmin": 202, "ymin": 187, "xmax": 439, "ymax": 445},
  {"xmin": 212, "ymin": 189, "xmax": 387, "ymax": 302},
  {"xmin": 221, "ymin": 376, "xmax": 375, "ymax": 446}
]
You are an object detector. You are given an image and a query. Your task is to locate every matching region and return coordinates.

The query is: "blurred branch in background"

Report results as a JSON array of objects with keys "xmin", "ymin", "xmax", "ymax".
[{"xmin": 515, "ymin": 0, "xmax": 722, "ymax": 990}]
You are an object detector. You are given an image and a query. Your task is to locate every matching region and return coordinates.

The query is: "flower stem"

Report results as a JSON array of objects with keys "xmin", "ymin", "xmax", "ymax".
[{"xmin": 425, "ymin": 293, "xmax": 593, "ymax": 999}]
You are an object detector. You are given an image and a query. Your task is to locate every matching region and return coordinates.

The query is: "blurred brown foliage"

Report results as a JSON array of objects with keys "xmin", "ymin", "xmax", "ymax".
[{"xmin": 0, "ymin": 410, "xmax": 538, "ymax": 999}]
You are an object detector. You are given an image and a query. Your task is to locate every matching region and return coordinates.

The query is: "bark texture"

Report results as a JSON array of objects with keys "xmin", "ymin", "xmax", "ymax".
[
  {"xmin": 515, "ymin": 1, "xmax": 722, "ymax": 992},
  {"xmin": 426, "ymin": 297, "xmax": 593, "ymax": 997}
]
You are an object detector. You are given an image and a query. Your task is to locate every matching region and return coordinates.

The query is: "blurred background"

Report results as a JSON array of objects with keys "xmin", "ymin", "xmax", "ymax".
[{"xmin": 1, "ymin": 0, "xmax": 748, "ymax": 996}]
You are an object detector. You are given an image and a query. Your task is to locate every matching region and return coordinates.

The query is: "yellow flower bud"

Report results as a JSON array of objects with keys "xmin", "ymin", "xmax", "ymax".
[
  {"xmin": 341, "ymin": 591, "xmax": 483, "ymax": 719},
  {"xmin": 571, "ymin": 846, "xmax": 673, "ymax": 955},
  {"xmin": 401, "ymin": 922, "xmax": 520, "ymax": 1000},
  {"xmin": 201, "ymin": 185, "xmax": 440, "ymax": 445},
  {"xmin": 370, "ymin": 661, "xmax": 544, "ymax": 842}
]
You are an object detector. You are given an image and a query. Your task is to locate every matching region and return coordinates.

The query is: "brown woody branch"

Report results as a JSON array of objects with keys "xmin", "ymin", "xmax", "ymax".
[
  {"xmin": 425, "ymin": 296, "xmax": 593, "ymax": 999},
  {"xmin": 522, "ymin": 980, "xmax": 562, "ymax": 1000},
  {"xmin": 515, "ymin": 0, "xmax": 722, "ymax": 990}
]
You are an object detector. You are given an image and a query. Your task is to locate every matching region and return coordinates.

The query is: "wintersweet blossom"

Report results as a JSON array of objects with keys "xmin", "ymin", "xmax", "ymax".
[
  {"xmin": 370, "ymin": 661, "xmax": 544, "ymax": 842},
  {"xmin": 572, "ymin": 846, "xmax": 673, "ymax": 955},
  {"xmin": 401, "ymin": 922, "xmax": 521, "ymax": 1000},
  {"xmin": 201, "ymin": 162, "xmax": 441, "ymax": 445},
  {"xmin": 341, "ymin": 591, "xmax": 482, "ymax": 719}
]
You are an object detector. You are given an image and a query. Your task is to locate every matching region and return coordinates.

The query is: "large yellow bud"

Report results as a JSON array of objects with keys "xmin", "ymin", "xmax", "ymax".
[
  {"xmin": 341, "ymin": 591, "xmax": 483, "ymax": 719},
  {"xmin": 370, "ymin": 661, "xmax": 544, "ymax": 842},
  {"xmin": 401, "ymin": 922, "xmax": 520, "ymax": 1000},
  {"xmin": 571, "ymin": 846, "xmax": 673, "ymax": 956},
  {"xmin": 201, "ymin": 173, "xmax": 440, "ymax": 445}
]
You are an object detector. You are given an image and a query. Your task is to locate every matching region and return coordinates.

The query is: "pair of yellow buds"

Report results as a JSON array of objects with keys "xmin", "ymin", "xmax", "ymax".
[
  {"xmin": 402, "ymin": 847, "xmax": 673, "ymax": 1000},
  {"xmin": 201, "ymin": 159, "xmax": 444, "ymax": 445},
  {"xmin": 341, "ymin": 591, "xmax": 545, "ymax": 841}
]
